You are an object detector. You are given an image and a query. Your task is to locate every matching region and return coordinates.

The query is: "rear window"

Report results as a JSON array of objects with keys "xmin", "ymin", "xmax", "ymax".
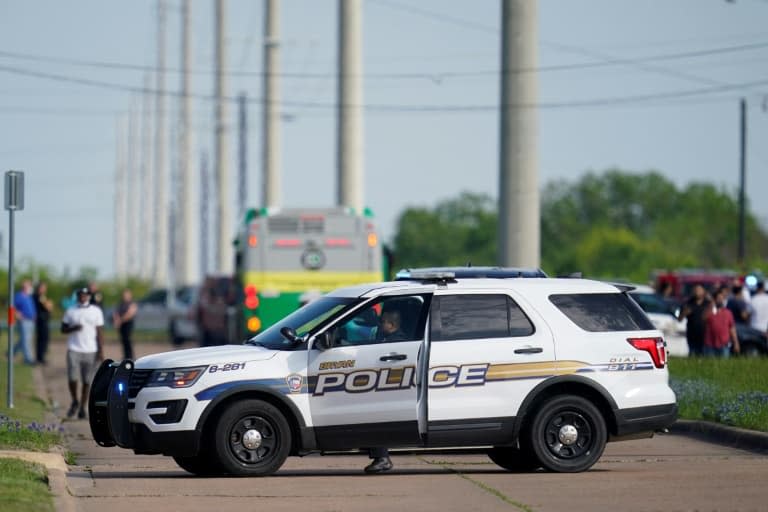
[{"xmin": 549, "ymin": 293, "xmax": 654, "ymax": 332}]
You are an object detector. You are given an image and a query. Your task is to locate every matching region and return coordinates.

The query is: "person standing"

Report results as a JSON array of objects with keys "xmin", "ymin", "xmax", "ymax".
[
  {"xmin": 703, "ymin": 286, "xmax": 740, "ymax": 358},
  {"xmin": 726, "ymin": 284, "xmax": 751, "ymax": 325},
  {"xmin": 677, "ymin": 284, "xmax": 710, "ymax": 357},
  {"xmin": 34, "ymin": 281, "xmax": 54, "ymax": 365},
  {"xmin": 13, "ymin": 279, "xmax": 37, "ymax": 365},
  {"xmin": 61, "ymin": 287, "xmax": 104, "ymax": 419},
  {"xmin": 364, "ymin": 307, "xmax": 410, "ymax": 474},
  {"xmin": 749, "ymin": 281, "xmax": 768, "ymax": 332},
  {"xmin": 113, "ymin": 288, "xmax": 138, "ymax": 360}
]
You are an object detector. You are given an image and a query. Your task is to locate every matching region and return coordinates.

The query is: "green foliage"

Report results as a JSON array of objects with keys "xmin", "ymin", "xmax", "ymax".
[
  {"xmin": 393, "ymin": 192, "xmax": 496, "ymax": 269},
  {"xmin": 668, "ymin": 356, "xmax": 768, "ymax": 432},
  {"xmin": 0, "ymin": 458, "xmax": 53, "ymax": 512},
  {"xmin": 0, "ymin": 259, "xmax": 153, "ymax": 318},
  {"xmin": 392, "ymin": 170, "xmax": 768, "ymax": 283}
]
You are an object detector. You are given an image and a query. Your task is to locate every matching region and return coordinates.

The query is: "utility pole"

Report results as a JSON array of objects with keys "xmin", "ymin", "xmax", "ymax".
[
  {"xmin": 141, "ymin": 74, "xmax": 154, "ymax": 280},
  {"xmin": 154, "ymin": 0, "xmax": 168, "ymax": 286},
  {"xmin": 498, "ymin": 0, "xmax": 539, "ymax": 268},
  {"xmin": 238, "ymin": 93, "xmax": 247, "ymax": 219},
  {"xmin": 114, "ymin": 117, "xmax": 127, "ymax": 279},
  {"xmin": 127, "ymin": 102, "xmax": 140, "ymax": 277},
  {"xmin": 214, "ymin": 0, "xmax": 232, "ymax": 273},
  {"xmin": 263, "ymin": 0, "xmax": 281, "ymax": 209},
  {"xmin": 337, "ymin": 0, "xmax": 364, "ymax": 214},
  {"xmin": 200, "ymin": 151, "xmax": 210, "ymax": 278},
  {"xmin": 738, "ymin": 98, "xmax": 747, "ymax": 265},
  {"xmin": 178, "ymin": 0, "xmax": 196, "ymax": 285}
]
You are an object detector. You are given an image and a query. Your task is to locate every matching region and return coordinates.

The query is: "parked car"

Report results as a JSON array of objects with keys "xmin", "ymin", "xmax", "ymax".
[
  {"xmin": 106, "ymin": 286, "xmax": 199, "ymax": 345},
  {"xmin": 90, "ymin": 267, "xmax": 676, "ymax": 476}
]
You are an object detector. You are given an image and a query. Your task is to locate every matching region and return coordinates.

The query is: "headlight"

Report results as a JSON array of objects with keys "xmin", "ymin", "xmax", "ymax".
[{"xmin": 145, "ymin": 366, "xmax": 206, "ymax": 388}]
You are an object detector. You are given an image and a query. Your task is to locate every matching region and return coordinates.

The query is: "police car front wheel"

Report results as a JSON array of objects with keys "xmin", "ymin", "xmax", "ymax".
[
  {"xmin": 527, "ymin": 395, "xmax": 607, "ymax": 473},
  {"xmin": 213, "ymin": 399, "xmax": 292, "ymax": 476}
]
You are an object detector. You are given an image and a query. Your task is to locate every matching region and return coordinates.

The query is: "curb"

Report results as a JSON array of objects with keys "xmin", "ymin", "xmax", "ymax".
[
  {"xmin": 670, "ymin": 419, "xmax": 768, "ymax": 454},
  {"xmin": 31, "ymin": 363, "xmax": 77, "ymax": 512}
]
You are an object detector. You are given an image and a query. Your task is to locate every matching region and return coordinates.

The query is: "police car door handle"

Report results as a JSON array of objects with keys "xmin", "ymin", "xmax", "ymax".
[
  {"xmin": 514, "ymin": 347, "xmax": 543, "ymax": 354},
  {"xmin": 380, "ymin": 353, "xmax": 407, "ymax": 362}
]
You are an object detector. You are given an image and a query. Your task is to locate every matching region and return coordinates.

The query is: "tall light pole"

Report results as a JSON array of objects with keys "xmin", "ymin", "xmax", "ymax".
[
  {"xmin": 337, "ymin": 0, "xmax": 364, "ymax": 214},
  {"xmin": 214, "ymin": 0, "xmax": 232, "ymax": 273},
  {"xmin": 498, "ymin": 0, "xmax": 539, "ymax": 268}
]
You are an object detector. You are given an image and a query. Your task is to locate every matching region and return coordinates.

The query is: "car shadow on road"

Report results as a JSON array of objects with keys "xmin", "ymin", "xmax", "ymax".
[{"xmin": 88, "ymin": 467, "xmax": 608, "ymax": 479}]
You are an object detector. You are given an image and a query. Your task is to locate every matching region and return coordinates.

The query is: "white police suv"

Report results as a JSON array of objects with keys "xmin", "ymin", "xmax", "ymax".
[{"xmin": 89, "ymin": 267, "xmax": 677, "ymax": 476}]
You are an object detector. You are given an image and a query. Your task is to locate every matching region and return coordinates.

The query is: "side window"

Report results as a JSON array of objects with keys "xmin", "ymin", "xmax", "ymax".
[
  {"xmin": 550, "ymin": 293, "xmax": 655, "ymax": 332},
  {"xmin": 435, "ymin": 294, "xmax": 534, "ymax": 341},
  {"xmin": 330, "ymin": 295, "xmax": 428, "ymax": 346},
  {"xmin": 507, "ymin": 296, "xmax": 535, "ymax": 336},
  {"xmin": 436, "ymin": 295, "xmax": 498, "ymax": 341}
]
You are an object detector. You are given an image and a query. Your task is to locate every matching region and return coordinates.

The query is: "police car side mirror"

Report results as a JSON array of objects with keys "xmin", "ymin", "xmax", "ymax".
[
  {"xmin": 280, "ymin": 326, "xmax": 300, "ymax": 346},
  {"xmin": 313, "ymin": 331, "xmax": 332, "ymax": 351}
]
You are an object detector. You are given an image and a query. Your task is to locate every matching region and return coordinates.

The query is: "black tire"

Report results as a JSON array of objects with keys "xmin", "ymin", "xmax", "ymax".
[
  {"xmin": 173, "ymin": 452, "xmax": 223, "ymax": 476},
  {"xmin": 527, "ymin": 395, "xmax": 607, "ymax": 473},
  {"xmin": 212, "ymin": 399, "xmax": 291, "ymax": 476},
  {"xmin": 487, "ymin": 446, "xmax": 540, "ymax": 472}
]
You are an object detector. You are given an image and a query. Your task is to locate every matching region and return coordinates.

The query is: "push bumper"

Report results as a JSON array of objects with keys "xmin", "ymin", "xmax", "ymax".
[
  {"xmin": 88, "ymin": 359, "xmax": 135, "ymax": 448},
  {"xmin": 89, "ymin": 359, "xmax": 200, "ymax": 457}
]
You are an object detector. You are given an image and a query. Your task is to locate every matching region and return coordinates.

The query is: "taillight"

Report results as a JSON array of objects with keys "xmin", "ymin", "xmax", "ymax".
[
  {"xmin": 244, "ymin": 285, "xmax": 258, "ymax": 309},
  {"xmin": 627, "ymin": 337, "xmax": 667, "ymax": 368}
]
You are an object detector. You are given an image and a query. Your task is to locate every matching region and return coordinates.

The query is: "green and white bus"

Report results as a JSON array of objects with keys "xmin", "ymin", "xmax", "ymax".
[{"xmin": 234, "ymin": 207, "xmax": 385, "ymax": 338}]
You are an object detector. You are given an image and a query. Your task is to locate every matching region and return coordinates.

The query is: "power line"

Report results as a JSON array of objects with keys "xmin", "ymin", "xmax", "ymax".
[
  {"xmin": 2, "ymin": 62, "xmax": 767, "ymax": 111},
  {"xmin": 2, "ymin": 39, "xmax": 768, "ymax": 79},
  {"xmin": 368, "ymin": 0, "xmax": 768, "ymax": 93}
]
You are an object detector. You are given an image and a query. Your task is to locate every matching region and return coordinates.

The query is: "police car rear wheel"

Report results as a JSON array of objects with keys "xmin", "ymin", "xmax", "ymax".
[
  {"xmin": 213, "ymin": 399, "xmax": 291, "ymax": 476},
  {"xmin": 528, "ymin": 395, "xmax": 606, "ymax": 473}
]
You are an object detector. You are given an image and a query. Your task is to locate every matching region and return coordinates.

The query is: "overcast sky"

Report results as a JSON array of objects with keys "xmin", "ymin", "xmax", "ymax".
[{"xmin": 1, "ymin": 0, "xmax": 767, "ymax": 281}]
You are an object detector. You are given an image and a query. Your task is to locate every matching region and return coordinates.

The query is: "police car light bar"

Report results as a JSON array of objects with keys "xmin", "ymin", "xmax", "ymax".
[{"xmin": 395, "ymin": 269, "xmax": 456, "ymax": 281}]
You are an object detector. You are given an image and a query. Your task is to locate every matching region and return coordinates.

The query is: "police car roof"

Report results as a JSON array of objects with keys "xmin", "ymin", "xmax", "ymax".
[{"xmin": 326, "ymin": 276, "xmax": 625, "ymax": 299}]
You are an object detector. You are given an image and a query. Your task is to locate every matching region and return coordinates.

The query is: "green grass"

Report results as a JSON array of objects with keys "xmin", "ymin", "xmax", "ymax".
[
  {"xmin": 668, "ymin": 356, "xmax": 768, "ymax": 432},
  {"xmin": 0, "ymin": 458, "xmax": 54, "ymax": 512},
  {"xmin": 0, "ymin": 361, "xmax": 61, "ymax": 451}
]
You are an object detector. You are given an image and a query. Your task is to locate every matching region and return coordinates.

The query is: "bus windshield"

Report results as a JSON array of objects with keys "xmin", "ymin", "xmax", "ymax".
[{"xmin": 245, "ymin": 296, "xmax": 358, "ymax": 350}]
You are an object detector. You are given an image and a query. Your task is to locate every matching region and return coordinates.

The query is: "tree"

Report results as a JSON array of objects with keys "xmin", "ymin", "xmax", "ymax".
[
  {"xmin": 392, "ymin": 170, "xmax": 768, "ymax": 283},
  {"xmin": 393, "ymin": 192, "xmax": 496, "ymax": 269}
]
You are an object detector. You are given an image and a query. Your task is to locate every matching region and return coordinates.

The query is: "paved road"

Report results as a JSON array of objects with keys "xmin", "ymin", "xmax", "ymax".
[{"xmin": 41, "ymin": 338, "xmax": 767, "ymax": 512}]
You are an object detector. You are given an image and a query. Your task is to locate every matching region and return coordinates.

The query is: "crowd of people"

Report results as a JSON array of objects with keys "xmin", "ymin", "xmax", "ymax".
[
  {"xmin": 675, "ymin": 279, "xmax": 768, "ymax": 358},
  {"xmin": 10, "ymin": 281, "xmax": 138, "ymax": 420}
]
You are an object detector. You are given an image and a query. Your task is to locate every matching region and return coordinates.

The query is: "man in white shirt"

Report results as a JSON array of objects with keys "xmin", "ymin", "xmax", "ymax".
[
  {"xmin": 61, "ymin": 287, "xmax": 104, "ymax": 419},
  {"xmin": 749, "ymin": 281, "xmax": 768, "ymax": 333}
]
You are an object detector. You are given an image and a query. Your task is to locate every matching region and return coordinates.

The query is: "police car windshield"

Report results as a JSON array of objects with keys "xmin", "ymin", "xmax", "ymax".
[{"xmin": 245, "ymin": 297, "xmax": 358, "ymax": 350}]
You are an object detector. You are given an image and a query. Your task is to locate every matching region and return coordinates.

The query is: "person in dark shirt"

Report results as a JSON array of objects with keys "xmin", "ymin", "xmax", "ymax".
[
  {"xmin": 365, "ymin": 309, "xmax": 408, "ymax": 474},
  {"xmin": 375, "ymin": 309, "xmax": 407, "ymax": 342},
  {"xmin": 678, "ymin": 284, "xmax": 710, "ymax": 356},
  {"xmin": 112, "ymin": 288, "xmax": 138, "ymax": 360},
  {"xmin": 34, "ymin": 281, "xmax": 54, "ymax": 365},
  {"xmin": 726, "ymin": 284, "xmax": 751, "ymax": 325}
]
